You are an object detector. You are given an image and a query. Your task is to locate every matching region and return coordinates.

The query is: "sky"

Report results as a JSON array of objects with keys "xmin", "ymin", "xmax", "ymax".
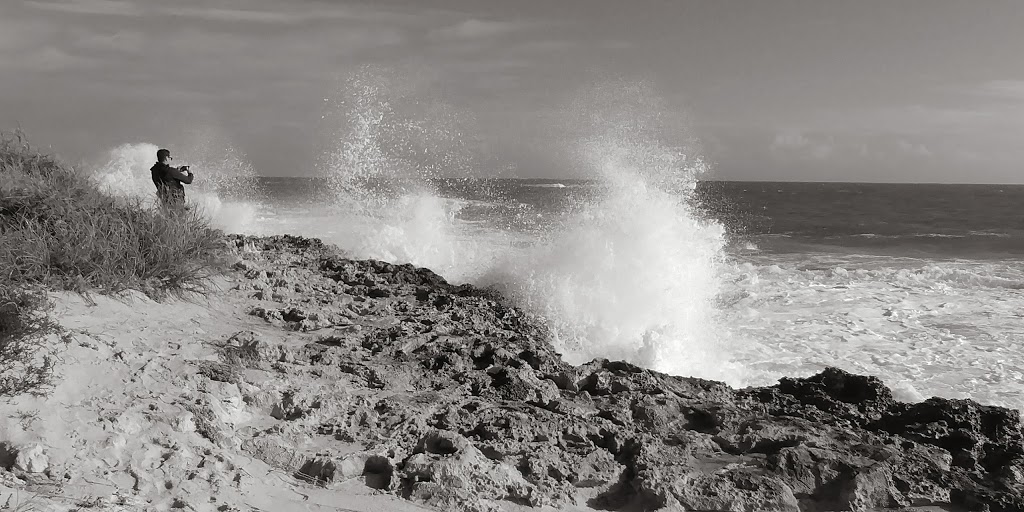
[{"xmin": 1, "ymin": 0, "xmax": 1023, "ymax": 182}]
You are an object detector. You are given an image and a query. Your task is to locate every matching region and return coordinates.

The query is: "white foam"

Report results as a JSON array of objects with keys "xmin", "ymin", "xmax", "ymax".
[
  {"xmin": 91, "ymin": 141, "xmax": 260, "ymax": 233},
  {"xmin": 308, "ymin": 77, "xmax": 740, "ymax": 382},
  {"xmin": 93, "ymin": 142, "xmax": 161, "ymax": 209},
  {"xmin": 482, "ymin": 82, "xmax": 736, "ymax": 381},
  {"xmin": 311, "ymin": 67, "xmax": 506, "ymax": 282},
  {"xmin": 720, "ymin": 254, "xmax": 1024, "ymax": 411},
  {"xmin": 190, "ymin": 192, "xmax": 258, "ymax": 234},
  {"xmin": 494, "ymin": 171, "xmax": 731, "ymax": 377}
]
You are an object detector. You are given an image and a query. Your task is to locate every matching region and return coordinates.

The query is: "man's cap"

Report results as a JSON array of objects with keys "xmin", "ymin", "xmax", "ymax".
[{"xmin": 157, "ymin": 148, "xmax": 171, "ymax": 159}]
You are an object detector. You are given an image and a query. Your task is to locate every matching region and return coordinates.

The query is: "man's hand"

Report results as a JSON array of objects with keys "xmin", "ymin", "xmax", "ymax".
[{"xmin": 169, "ymin": 165, "xmax": 194, "ymax": 184}]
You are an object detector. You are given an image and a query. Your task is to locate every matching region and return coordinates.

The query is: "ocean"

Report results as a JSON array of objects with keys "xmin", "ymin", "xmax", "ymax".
[{"xmin": 93, "ymin": 144, "xmax": 1024, "ymax": 413}]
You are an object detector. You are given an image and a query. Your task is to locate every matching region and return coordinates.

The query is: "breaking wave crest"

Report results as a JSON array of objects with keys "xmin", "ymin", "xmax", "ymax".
[
  {"xmin": 484, "ymin": 81, "xmax": 735, "ymax": 380},
  {"xmin": 313, "ymin": 66, "xmax": 502, "ymax": 280}
]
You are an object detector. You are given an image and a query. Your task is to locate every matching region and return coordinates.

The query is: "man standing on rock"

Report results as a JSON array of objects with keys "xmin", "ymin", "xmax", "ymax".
[{"xmin": 150, "ymin": 148, "xmax": 194, "ymax": 212}]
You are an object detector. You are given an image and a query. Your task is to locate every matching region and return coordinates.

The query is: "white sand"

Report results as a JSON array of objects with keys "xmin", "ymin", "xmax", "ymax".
[{"xmin": 0, "ymin": 278, "xmax": 436, "ymax": 512}]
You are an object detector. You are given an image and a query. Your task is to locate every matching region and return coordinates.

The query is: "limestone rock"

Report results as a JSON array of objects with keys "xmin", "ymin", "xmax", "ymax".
[
  {"xmin": 14, "ymin": 443, "xmax": 48, "ymax": 473},
  {"xmin": 402, "ymin": 430, "xmax": 536, "ymax": 508},
  {"xmin": 220, "ymin": 234, "xmax": 1024, "ymax": 512}
]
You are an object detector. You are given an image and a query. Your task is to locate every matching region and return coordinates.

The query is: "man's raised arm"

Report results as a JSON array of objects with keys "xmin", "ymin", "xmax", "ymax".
[{"xmin": 168, "ymin": 166, "xmax": 193, "ymax": 184}]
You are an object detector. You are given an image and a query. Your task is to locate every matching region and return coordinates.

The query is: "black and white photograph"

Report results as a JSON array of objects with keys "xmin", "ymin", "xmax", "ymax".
[{"xmin": 1, "ymin": 1, "xmax": 1023, "ymax": 510}]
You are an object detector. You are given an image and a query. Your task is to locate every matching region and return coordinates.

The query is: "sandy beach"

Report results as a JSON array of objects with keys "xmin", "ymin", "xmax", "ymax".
[{"xmin": 0, "ymin": 267, "xmax": 435, "ymax": 511}]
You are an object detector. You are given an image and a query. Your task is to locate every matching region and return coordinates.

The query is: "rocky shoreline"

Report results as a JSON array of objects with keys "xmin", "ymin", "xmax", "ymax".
[
  {"xmin": 211, "ymin": 234, "xmax": 1023, "ymax": 511},
  {"xmin": 1, "ymin": 233, "xmax": 1020, "ymax": 511}
]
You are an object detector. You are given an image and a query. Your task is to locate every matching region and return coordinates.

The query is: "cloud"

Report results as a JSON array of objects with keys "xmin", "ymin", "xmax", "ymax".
[
  {"xmin": 157, "ymin": 6, "xmax": 402, "ymax": 24},
  {"xmin": 507, "ymin": 39, "xmax": 582, "ymax": 54},
  {"xmin": 24, "ymin": 0, "xmax": 143, "ymax": 16},
  {"xmin": 770, "ymin": 132, "xmax": 810, "ymax": 150},
  {"xmin": 72, "ymin": 29, "xmax": 146, "ymax": 54},
  {"xmin": 430, "ymin": 19, "xmax": 531, "ymax": 39},
  {"xmin": 13, "ymin": 46, "xmax": 98, "ymax": 72},
  {"xmin": 771, "ymin": 130, "xmax": 942, "ymax": 164},
  {"xmin": 896, "ymin": 139, "xmax": 932, "ymax": 158},
  {"xmin": 970, "ymin": 80, "xmax": 1024, "ymax": 100},
  {"xmin": 0, "ymin": 0, "xmax": 418, "ymax": 123},
  {"xmin": 0, "ymin": 0, "xmax": 629, "ymax": 178},
  {"xmin": 0, "ymin": 17, "xmax": 100, "ymax": 73},
  {"xmin": 783, "ymin": 104, "xmax": 1001, "ymax": 139},
  {"xmin": 161, "ymin": 7, "xmax": 311, "ymax": 23},
  {"xmin": 600, "ymin": 40, "xmax": 634, "ymax": 50},
  {"xmin": 0, "ymin": 18, "xmax": 51, "ymax": 51},
  {"xmin": 24, "ymin": 0, "xmax": 425, "ymax": 25},
  {"xmin": 770, "ymin": 131, "xmax": 834, "ymax": 160}
]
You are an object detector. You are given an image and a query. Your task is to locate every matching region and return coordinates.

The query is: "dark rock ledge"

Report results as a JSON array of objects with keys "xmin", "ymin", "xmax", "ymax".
[{"xmin": 203, "ymin": 235, "xmax": 1024, "ymax": 512}]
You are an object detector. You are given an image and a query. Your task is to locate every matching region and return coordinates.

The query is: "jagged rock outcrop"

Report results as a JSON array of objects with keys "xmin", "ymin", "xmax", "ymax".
[{"xmin": 208, "ymin": 234, "xmax": 1024, "ymax": 512}]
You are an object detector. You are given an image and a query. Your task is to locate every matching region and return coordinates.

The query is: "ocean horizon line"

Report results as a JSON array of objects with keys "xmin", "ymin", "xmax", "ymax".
[{"xmin": 251, "ymin": 175, "xmax": 1024, "ymax": 187}]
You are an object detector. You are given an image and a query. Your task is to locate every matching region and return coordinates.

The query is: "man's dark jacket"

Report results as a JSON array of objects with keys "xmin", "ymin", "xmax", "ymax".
[{"xmin": 150, "ymin": 162, "xmax": 193, "ymax": 208}]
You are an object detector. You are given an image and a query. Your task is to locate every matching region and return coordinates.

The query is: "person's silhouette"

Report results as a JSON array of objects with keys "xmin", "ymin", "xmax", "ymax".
[{"xmin": 150, "ymin": 148, "xmax": 193, "ymax": 212}]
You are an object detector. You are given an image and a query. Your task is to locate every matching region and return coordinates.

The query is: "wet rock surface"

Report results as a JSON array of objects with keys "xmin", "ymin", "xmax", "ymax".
[{"xmin": 214, "ymin": 234, "xmax": 1024, "ymax": 512}]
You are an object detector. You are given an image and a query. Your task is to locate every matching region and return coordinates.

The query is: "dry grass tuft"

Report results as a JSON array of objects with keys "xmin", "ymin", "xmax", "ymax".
[
  {"xmin": 0, "ymin": 131, "xmax": 227, "ymax": 297},
  {"xmin": 0, "ymin": 130, "xmax": 230, "ymax": 397}
]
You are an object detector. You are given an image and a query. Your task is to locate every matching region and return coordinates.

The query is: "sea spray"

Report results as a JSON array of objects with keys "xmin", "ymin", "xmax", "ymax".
[
  {"xmin": 178, "ymin": 126, "xmax": 263, "ymax": 200},
  {"xmin": 93, "ymin": 142, "xmax": 162, "ymax": 208},
  {"xmin": 316, "ymin": 66, "xmax": 504, "ymax": 280},
  {"xmin": 91, "ymin": 136, "xmax": 260, "ymax": 233},
  {"xmin": 487, "ymin": 81, "xmax": 737, "ymax": 381},
  {"xmin": 175, "ymin": 128, "xmax": 263, "ymax": 233}
]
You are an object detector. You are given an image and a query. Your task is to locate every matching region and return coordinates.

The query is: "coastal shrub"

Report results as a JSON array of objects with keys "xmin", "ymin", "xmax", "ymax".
[
  {"xmin": 0, "ymin": 131, "xmax": 226, "ymax": 296},
  {"xmin": 0, "ymin": 131, "xmax": 226, "ymax": 397},
  {"xmin": 0, "ymin": 287, "xmax": 59, "ymax": 397}
]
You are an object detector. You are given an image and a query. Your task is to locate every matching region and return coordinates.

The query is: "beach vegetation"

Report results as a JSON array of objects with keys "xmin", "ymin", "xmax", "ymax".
[
  {"xmin": 0, "ymin": 288, "xmax": 59, "ymax": 398},
  {"xmin": 0, "ymin": 131, "xmax": 226, "ymax": 397},
  {"xmin": 0, "ymin": 131, "xmax": 226, "ymax": 296}
]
